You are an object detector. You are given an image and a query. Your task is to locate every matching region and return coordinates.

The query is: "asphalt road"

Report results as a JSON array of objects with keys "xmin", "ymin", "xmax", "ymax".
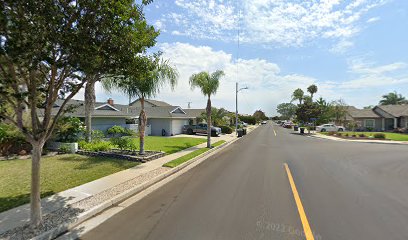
[{"xmin": 82, "ymin": 123, "xmax": 408, "ymax": 240}]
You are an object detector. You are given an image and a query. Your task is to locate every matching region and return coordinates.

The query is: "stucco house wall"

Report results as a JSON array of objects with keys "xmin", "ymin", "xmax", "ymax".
[{"xmin": 91, "ymin": 118, "xmax": 127, "ymax": 132}]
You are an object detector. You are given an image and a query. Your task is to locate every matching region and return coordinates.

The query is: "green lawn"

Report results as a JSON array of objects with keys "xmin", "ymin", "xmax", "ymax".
[
  {"xmin": 0, "ymin": 154, "xmax": 139, "ymax": 213},
  {"xmin": 321, "ymin": 132, "xmax": 408, "ymax": 141},
  {"xmin": 163, "ymin": 140, "xmax": 226, "ymax": 168},
  {"xmin": 139, "ymin": 136, "xmax": 206, "ymax": 154}
]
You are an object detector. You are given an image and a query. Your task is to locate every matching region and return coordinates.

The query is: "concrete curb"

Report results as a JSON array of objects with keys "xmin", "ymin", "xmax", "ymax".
[
  {"xmin": 32, "ymin": 126, "xmax": 259, "ymax": 240},
  {"xmin": 309, "ymin": 134, "xmax": 408, "ymax": 145}
]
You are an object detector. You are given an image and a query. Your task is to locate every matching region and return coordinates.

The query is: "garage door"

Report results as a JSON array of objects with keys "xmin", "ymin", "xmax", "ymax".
[{"xmin": 171, "ymin": 119, "xmax": 188, "ymax": 135}]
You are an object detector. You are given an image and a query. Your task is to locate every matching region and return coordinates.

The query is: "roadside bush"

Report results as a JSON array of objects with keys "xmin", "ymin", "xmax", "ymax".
[
  {"xmin": 351, "ymin": 134, "xmax": 357, "ymax": 137},
  {"xmin": 124, "ymin": 128, "xmax": 137, "ymax": 137},
  {"xmin": 373, "ymin": 133, "xmax": 386, "ymax": 139},
  {"xmin": 328, "ymin": 131, "xmax": 336, "ymax": 136},
  {"xmin": 220, "ymin": 126, "xmax": 233, "ymax": 134},
  {"xmin": 336, "ymin": 133, "xmax": 342, "ymax": 137},
  {"xmin": 344, "ymin": 133, "xmax": 349, "ymax": 137},
  {"xmin": 359, "ymin": 133, "xmax": 366, "ymax": 138},
  {"xmin": 238, "ymin": 115, "xmax": 256, "ymax": 125}
]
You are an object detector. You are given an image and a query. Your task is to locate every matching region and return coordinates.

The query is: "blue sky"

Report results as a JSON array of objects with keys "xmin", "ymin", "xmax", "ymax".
[{"xmin": 80, "ymin": 0, "xmax": 408, "ymax": 115}]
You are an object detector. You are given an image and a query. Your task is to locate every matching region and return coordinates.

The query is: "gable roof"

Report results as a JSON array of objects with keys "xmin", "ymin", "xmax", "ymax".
[
  {"xmin": 346, "ymin": 106, "xmax": 381, "ymax": 118},
  {"xmin": 129, "ymin": 99, "xmax": 172, "ymax": 107},
  {"xmin": 375, "ymin": 105, "xmax": 408, "ymax": 117}
]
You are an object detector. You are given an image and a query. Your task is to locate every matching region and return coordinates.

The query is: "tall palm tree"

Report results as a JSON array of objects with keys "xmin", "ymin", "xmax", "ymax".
[
  {"xmin": 379, "ymin": 91, "xmax": 408, "ymax": 105},
  {"xmin": 292, "ymin": 88, "xmax": 304, "ymax": 105},
  {"xmin": 189, "ymin": 70, "xmax": 224, "ymax": 148},
  {"xmin": 307, "ymin": 84, "xmax": 318, "ymax": 100},
  {"xmin": 103, "ymin": 55, "xmax": 178, "ymax": 154}
]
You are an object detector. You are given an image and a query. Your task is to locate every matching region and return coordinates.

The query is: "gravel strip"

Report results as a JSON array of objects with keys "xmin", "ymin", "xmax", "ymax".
[{"xmin": 0, "ymin": 167, "xmax": 169, "ymax": 240}]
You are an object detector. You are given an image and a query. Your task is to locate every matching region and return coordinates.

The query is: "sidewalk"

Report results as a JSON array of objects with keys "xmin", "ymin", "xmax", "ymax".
[
  {"xmin": 310, "ymin": 133, "xmax": 408, "ymax": 145},
  {"xmin": 0, "ymin": 126, "xmax": 257, "ymax": 239}
]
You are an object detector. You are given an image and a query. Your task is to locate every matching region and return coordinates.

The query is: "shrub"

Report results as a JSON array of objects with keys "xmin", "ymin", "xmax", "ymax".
[
  {"xmin": 238, "ymin": 115, "xmax": 256, "ymax": 125},
  {"xmin": 359, "ymin": 134, "xmax": 366, "ymax": 138},
  {"xmin": 344, "ymin": 133, "xmax": 349, "ymax": 137},
  {"xmin": 220, "ymin": 126, "xmax": 233, "ymax": 134},
  {"xmin": 351, "ymin": 134, "xmax": 357, "ymax": 137},
  {"xmin": 91, "ymin": 130, "xmax": 105, "ymax": 141},
  {"xmin": 328, "ymin": 131, "xmax": 336, "ymax": 136},
  {"xmin": 107, "ymin": 126, "xmax": 125, "ymax": 137},
  {"xmin": 336, "ymin": 133, "xmax": 342, "ymax": 137},
  {"xmin": 0, "ymin": 123, "xmax": 29, "ymax": 156},
  {"xmin": 55, "ymin": 117, "xmax": 84, "ymax": 142},
  {"xmin": 79, "ymin": 140, "xmax": 112, "ymax": 152},
  {"xmin": 124, "ymin": 128, "xmax": 137, "ymax": 137},
  {"xmin": 373, "ymin": 133, "xmax": 386, "ymax": 139},
  {"xmin": 59, "ymin": 145, "xmax": 71, "ymax": 154},
  {"xmin": 110, "ymin": 136, "xmax": 137, "ymax": 151}
]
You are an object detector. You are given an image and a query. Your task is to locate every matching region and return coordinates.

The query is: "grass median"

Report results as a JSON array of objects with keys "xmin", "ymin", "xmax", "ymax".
[
  {"xmin": 321, "ymin": 132, "xmax": 408, "ymax": 141},
  {"xmin": 163, "ymin": 140, "xmax": 226, "ymax": 168}
]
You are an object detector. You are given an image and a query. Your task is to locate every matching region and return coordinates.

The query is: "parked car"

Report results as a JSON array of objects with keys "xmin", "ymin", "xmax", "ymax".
[
  {"xmin": 241, "ymin": 122, "xmax": 248, "ymax": 127},
  {"xmin": 316, "ymin": 124, "xmax": 345, "ymax": 132},
  {"xmin": 183, "ymin": 123, "xmax": 222, "ymax": 136},
  {"xmin": 261, "ymin": 121, "xmax": 267, "ymax": 125}
]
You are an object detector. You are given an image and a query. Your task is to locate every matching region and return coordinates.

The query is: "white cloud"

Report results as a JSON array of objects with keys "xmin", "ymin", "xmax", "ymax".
[
  {"xmin": 164, "ymin": 0, "xmax": 387, "ymax": 46},
  {"xmin": 330, "ymin": 40, "xmax": 355, "ymax": 54},
  {"xmin": 75, "ymin": 43, "xmax": 408, "ymax": 115},
  {"xmin": 153, "ymin": 20, "xmax": 166, "ymax": 32},
  {"xmin": 156, "ymin": 42, "xmax": 315, "ymax": 115},
  {"xmin": 367, "ymin": 17, "xmax": 381, "ymax": 23}
]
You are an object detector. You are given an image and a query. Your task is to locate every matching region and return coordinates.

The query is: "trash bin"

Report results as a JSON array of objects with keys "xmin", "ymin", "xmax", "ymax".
[
  {"xmin": 300, "ymin": 127, "xmax": 305, "ymax": 134},
  {"xmin": 237, "ymin": 129, "xmax": 244, "ymax": 137},
  {"xmin": 243, "ymin": 128, "xmax": 247, "ymax": 135},
  {"xmin": 294, "ymin": 125, "xmax": 299, "ymax": 131}
]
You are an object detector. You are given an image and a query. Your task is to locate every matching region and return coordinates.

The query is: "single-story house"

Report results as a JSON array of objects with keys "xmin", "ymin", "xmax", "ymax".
[
  {"xmin": 345, "ymin": 105, "xmax": 408, "ymax": 131},
  {"xmin": 50, "ymin": 98, "xmax": 205, "ymax": 136}
]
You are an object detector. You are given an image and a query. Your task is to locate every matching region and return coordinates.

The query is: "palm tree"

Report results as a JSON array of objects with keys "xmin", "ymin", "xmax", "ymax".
[
  {"xmin": 307, "ymin": 84, "xmax": 318, "ymax": 100},
  {"xmin": 379, "ymin": 91, "xmax": 408, "ymax": 105},
  {"xmin": 201, "ymin": 107, "xmax": 229, "ymax": 126},
  {"xmin": 292, "ymin": 88, "xmax": 304, "ymax": 105},
  {"xmin": 103, "ymin": 55, "xmax": 178, "ymax": 154},
  {"xmin": 189, "ymin": 70, "xmax": 224, "ymax": 148}
]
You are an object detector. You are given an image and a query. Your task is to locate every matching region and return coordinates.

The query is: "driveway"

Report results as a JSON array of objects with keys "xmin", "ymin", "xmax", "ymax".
[{"xmin": 81, "ymin": 123, "xmax": 408, "ymax": 240}]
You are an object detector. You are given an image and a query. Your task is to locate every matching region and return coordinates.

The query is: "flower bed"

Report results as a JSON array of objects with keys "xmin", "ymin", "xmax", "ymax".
[{"xmin": 76, "ymin": 149, "xmax": 165, "ymax": 162}]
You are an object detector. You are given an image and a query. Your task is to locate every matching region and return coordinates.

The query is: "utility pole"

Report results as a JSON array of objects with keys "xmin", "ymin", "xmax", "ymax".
[{"xmin": 235, "ymin": 82, "xmax": 248, "ymax": 135}]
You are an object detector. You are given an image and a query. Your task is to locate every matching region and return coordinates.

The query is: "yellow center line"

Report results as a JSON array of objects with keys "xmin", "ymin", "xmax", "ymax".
[
  {"xmin": 284, "ymin": 163, "xmax": 315, "ymax": 240},
  {"xmin": 273, "ymin": 129, "xmax": 277, "ymax": 136}
]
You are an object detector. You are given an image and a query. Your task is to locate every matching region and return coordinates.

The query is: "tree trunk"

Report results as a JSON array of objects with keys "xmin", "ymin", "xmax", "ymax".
[
  {"xmin": 84, "ymin": 77, "xmax": 97, "ymax": 142},
  {"xmin": 139, "ymin": 97, "xmax": 146, "ymax": 155},
  {"xmin": 30, "ymin": 141, "xmax": 44, "ymax": 226},
  {"xmin": 206, "ymin": 97, "xmax": 211, "ymax": 148}
]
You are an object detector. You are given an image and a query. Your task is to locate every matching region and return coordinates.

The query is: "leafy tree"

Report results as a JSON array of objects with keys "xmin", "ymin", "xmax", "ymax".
[
  {"xmin": 189, "ymin": 70, "xmax": 224, "ymax": 148},
  {"xmin": 54, "ymin": 117, "xmax": 85, "ymax": 143},
  {"xmin": 379, "ymin": 91, "xmax": 408, "ymax": 105},
  {"xmin": 238, "ymin": 115, "xmax": 256, "ymax": 125},
  {"xmin": 295, "ymin": 101, "xmax": 321, "ymax": 124},
  {"xmin": 363, "ymin": 105, "xmax": 375, "ymax": 109},
  {"xmin": 307, "ymin": 84, "xmax": 318, "ymax": 99},
  {"xmin": 103, "ymin": 54, "xmax": 178, "ymax": 154},
  {"xmin": 276, "ymin": 103, "xmax": 297, "ymax": 120},
  {"xmin": 0, "ymin": 0, "xmax": 95, "ymax": 225},
  {"xmin": 81, "ymin": 0, "xmax": 158, "ymax": 143},
  {"xmin": 201, "ymin": 107, "xmax": 229, "ymax": 126},
  {"xmin": 253, "ymin": 110, "xmax": 268, "ymax": 122},
  {"xmin": 330, "ymin": 99, "xmax": 348, "ymax": 125},
  {"xmin": 292, "ymin": 88, "xmax": 304, "ymax": 104}
]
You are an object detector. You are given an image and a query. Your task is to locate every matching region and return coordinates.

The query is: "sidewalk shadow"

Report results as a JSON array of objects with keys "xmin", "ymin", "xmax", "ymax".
[{"xmin": 0, "ymin": 193, "xmax": 86, "ymax": 240}]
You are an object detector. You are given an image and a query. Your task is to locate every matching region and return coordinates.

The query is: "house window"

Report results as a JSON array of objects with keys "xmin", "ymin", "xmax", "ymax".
[{"xmin": 364, "ymin": 119, "xmax": 375, "ymax": 128}]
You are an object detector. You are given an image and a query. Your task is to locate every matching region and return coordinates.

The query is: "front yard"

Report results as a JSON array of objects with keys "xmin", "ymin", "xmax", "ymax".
[
  {"xmin": 321, "ymin": 132, "xmax": 408, "ymax": 141},
  {"xmin": 0, "ymin": 136, "xmax": 207, "ymax": 213},
  {"xmin": 0, "ymin": 154, "xmax": 139, "ymax": 213}
]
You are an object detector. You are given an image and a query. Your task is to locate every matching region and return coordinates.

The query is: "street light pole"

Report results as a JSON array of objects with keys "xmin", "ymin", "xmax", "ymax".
[{"xmin": 235, "ymin": 82, "xmax": 248, "ymax": 135}]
